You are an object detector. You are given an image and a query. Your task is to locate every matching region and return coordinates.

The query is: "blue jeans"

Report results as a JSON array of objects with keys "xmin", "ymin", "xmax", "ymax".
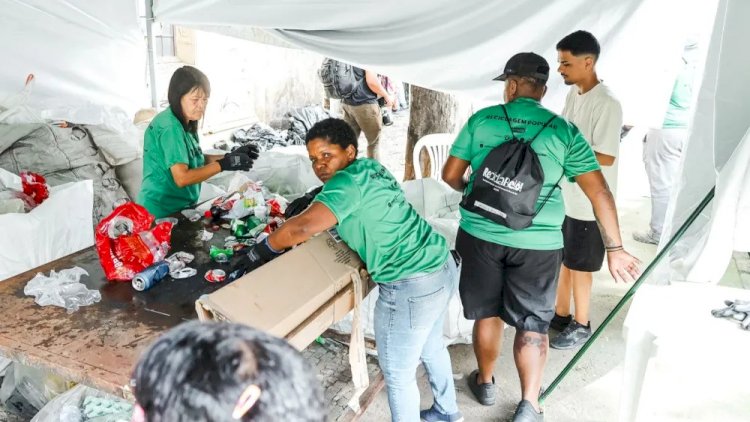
[{"xmin": 374, "ymin": 258, "xmax": 459, "ymax": 422}]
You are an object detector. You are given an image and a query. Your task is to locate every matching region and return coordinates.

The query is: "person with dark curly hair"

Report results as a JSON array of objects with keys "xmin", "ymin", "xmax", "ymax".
[
  {"xmin": 230, "ymin": 118, "xmax": 463, "ymax": 422},
  {"xmin": 131, "ymin": 320, "xmax": 326, "ymax": 422}
]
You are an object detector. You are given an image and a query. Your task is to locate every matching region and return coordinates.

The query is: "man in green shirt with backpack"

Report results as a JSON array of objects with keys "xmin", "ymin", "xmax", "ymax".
[{"xmin": 443, "ymin": 52, "xmax": 641, "ymax": 421}]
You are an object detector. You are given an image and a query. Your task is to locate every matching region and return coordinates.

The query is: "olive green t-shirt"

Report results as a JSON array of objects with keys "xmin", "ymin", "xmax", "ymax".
[
  {"xmin": 314, "ymin": 158, "xmax": 449, "ymax": 283},
  {"xmin": 450, "ymin": 98, "xmax": 600, "ymax": 250},
  {"xmin": 138, "ymin": 108, "xmax": 205, "ymax": 218}
]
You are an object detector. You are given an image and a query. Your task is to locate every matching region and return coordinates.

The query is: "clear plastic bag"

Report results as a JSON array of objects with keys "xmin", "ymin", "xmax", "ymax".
[{"xmin": 24, "ymin": 267, "xmax": 101, "ymax": 313}]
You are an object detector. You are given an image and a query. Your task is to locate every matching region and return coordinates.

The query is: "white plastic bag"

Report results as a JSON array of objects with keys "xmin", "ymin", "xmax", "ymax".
[
  {"xmin": 244, "ymin": 147, "xmax": 321, "ymax": 200},
  {"xmin": 0, "ymin": 74, "xmax": 43, "ymax": 124},
  {"xmin": 0, "ymin": 170, "xmax": 94, "ymax": 281}
]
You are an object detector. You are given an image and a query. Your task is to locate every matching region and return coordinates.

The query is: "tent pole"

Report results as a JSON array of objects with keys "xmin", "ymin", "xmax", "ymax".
[
  {"xmin": 145, "ymin": 0, "xmax": 158, "ymax": 109},
  {"xmin": 539, "ymin": 187, "xmax": 716, "ymax": 403}
]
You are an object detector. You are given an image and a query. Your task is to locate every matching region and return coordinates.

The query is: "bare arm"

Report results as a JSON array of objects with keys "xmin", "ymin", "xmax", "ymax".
[
  {"xmin": 576, "ymin": 170, "xmax": 642, "ymax": 282},
  {"xmin": 365, "ymin": 70, "xmax": 394, "ymax": 106},
  {"xmin": 595, "ymin": 152, "xmax": 616, "ymax": 166},
  {"xmin": 442, "ymin": 156, "xmax": 471, "ymax": 192},
  {"xmin": 575, "ymin": 170, "xmax": 621, "ymax": 247},
  {"xmin": 170, "ymin": 162, "xmax": 222, "ymax": 188},
  {"xmin": 267, "ymin": 202, "xmax": 338, "ymax": 251}
]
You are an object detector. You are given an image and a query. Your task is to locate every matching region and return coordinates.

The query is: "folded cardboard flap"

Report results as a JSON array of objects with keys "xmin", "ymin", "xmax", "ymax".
[
  {"xmin": 284, "ymin": 270, "xmax": 371, "ymax": 350},
  {"xmin": 195, "ymin": 230, "xmax": 367, "ymax": 348}
]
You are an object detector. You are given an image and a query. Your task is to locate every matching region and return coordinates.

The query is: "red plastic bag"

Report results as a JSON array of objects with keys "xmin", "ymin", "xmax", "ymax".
[
  {"xmin": 95, "ymin": 202, "xmax": 174, "ymax": 281},
  {"xmin": 266, "ymin": 199, "xmax": 283, "ymax": 217},
  {"xmin": 20, "ymin": 171, "xmax": 49, "ymax": 206}
]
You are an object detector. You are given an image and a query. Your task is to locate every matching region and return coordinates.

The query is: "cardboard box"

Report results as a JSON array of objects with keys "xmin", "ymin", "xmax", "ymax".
[{"xmin": 195, "ymin": 230, "xmax": 371, "ymax": 349}]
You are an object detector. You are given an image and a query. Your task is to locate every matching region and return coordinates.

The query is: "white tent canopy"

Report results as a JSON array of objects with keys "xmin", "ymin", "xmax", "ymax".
[
  {"xmin": 153, "ymin": 0, "xmax": 712, "ymax": 128},
  {"xmin": 0, "ymin": 0, "xmax": 144, "ymax": 115}
]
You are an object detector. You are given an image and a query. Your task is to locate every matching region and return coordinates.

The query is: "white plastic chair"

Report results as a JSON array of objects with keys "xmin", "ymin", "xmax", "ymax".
[{"xmin": 412, "ymin": 133, "xmax": 455, "ymax": 180}]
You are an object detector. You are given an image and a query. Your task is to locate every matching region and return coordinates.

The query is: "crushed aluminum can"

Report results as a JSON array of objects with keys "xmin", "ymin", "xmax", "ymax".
[
  {"xmin": 171, "ymin": 267, "xmax": 197, "ymax": 279},
  {"xmin": 132, "ymin": 261, "xmax": 170, "ymax": 291},
  {"xmin": 231, "ymin": 243, "xmax": 249, "ymax": 252},
  {"xmin": 210, "ymin": 245, "xmax": 234, "ymax": 263},
  {"xmin": 204, "ymin": 269, "xmax": 226, "ymax": 283},
  {"xmin": 181, "ymin": 208, "xmax": 202, "ymax": 222},
  {"xmin": 231, "ymin": 219, "xmax": 248, "ymax": 237},
  {"xmin": 199, "ymin": 229, "xmax": 214, "ymax": 241},
  {"xmin": 166, "ymin": 251, "xmax": 195, "ymax": 264},
  {"xmin": 168, "ymin": 260, "xmax": 186, "ymax": 273}
]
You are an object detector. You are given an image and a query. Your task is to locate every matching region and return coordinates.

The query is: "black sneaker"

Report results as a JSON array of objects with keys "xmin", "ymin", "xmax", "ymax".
[
  {"xmin": 550, "ymin": 320, "xmax": 592, "ymax": 350},
  {"xmin": 512, "ymin": 400, "xmax": 543, "ymax": 421},
  {"xmin": 467, "ymin": 369, "xmax": 495, "ymax": 406},
  {"xmin": 549, "ymin": 313, "xmax": 572, "ymax": 332},
  {"xmin": 420, "ymin": 404, "xmax": 464, "ymax": 422}
]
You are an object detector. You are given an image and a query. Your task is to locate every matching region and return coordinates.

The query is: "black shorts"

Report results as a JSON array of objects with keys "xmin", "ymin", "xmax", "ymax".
[
  {"xmin": 562, "ymin": 216, "xmax": 605, "ymax": 272},
  {"xmin": 455, "ymin": 228, "xmax": 563, "ymax": 334}
]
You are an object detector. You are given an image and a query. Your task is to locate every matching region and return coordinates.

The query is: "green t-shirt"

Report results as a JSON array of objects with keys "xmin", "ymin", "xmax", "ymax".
[
  {"xmin": 662, "ymin": 59, "xmax": 696, "ymax": 129},
  {"xmin": 450, "ymin": 98, "xmax": 600, "ymax": 250},
  {"xmin": 314, "ymin": 158, "xmax": 449, "ymax": 283},
  {"xmin": 137, "ymin": 108, "xmax": 205, "ymax": 218}
]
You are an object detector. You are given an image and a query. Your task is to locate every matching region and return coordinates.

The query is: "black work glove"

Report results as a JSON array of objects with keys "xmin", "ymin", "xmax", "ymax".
[
  {"xmin": 218, "ymin": 152, "xmax": 254, "ymax": 171},
  {"xmin": 227, "ymin": 238, "xmax": 282, "ymax": 281},
  {"xmin": 284, "ymin": 186, "xmax": 323, "ymax": 219},
  {"xmin": 233, "ymin": 144, "xmax": 260, "ymax": 161}
]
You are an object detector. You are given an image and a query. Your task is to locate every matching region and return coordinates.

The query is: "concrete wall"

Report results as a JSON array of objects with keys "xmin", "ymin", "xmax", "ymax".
[{"xmin": 155, "ymin": 28, "xmax": 325, "ymax": 135}]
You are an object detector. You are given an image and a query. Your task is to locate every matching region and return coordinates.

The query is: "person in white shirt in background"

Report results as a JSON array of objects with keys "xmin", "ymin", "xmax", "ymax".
[
  {"xmin": 633, "ymin": 40, "xmax": 698, "ymax": 245},
  {"xmin": 550, "ymin": 30, "xmax": 624, "ymax": 350}
]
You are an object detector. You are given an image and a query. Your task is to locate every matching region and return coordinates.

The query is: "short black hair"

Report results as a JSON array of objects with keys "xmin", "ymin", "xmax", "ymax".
[
  {"xmin": 133, "ymin": 321, "xmax": 326, "ymax": 422},
  {"xmin": 168, "ymin": 66, "xmax": 211, "ymax": 134},
  {"xmin": 508, "ymin": 75, "xmax": 546, "ymax": 94},
  {"xmin": 305, "ymin": 118, "xmax": 358, "ymax": 151},
  {"xmin": 556, "ymin": 30, "xmax": 601, "ymax": 61}
]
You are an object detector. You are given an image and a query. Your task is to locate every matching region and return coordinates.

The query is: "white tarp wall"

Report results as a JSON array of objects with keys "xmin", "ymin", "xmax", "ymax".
[
  {"xmin": 654, "ymin": 0, "xmax": 750, "ymax": 284},
  {"xmin": 0, "ymin": 0, "xmax": 145, "ymax": 116},
  {"xmin": 153, "ymin": 0, "xmax": 704, "ymax": 128}
]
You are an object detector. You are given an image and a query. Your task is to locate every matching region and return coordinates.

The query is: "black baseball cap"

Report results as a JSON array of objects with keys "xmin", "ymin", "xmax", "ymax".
[{"xmin": 493, "ymin": 52, "xmax": 550, "ymax": 83}]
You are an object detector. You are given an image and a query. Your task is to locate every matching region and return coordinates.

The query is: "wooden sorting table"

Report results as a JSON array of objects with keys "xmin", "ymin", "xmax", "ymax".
[
  {"xmin": 0, "ymin": 213, "xmax": 384, "ymax": 420},
  {"xmin": 0, "ymin": 214, "xmax": 238, "ymax": 398}
]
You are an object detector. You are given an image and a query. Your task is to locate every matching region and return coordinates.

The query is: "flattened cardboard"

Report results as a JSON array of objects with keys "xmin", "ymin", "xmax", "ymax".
[
  {"xmin": 195, "ymin": 230, "xmax": 366, "ymax": 346},
  {"xmin": 284, "ymin": 270, "xmax": 370, "ymax": 350}
]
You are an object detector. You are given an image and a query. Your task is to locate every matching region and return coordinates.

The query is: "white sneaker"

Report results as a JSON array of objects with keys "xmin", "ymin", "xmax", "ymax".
[{"xmin": 633, "ymin": 229, "xmax": 660, "ymax": 245}]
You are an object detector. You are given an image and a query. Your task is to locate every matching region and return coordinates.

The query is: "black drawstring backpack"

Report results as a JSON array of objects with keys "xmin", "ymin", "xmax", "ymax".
[{"xmin": 460, "ymin": 105, "xmax": 562, "ymax": 230}]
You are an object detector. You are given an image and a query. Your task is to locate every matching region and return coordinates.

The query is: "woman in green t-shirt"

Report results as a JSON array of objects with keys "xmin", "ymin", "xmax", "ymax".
[
  {"xmin": 230, "ymin": 118, "xmax": 463, "ymax": 422},
  {"xmin": 137, "ymin": 66, "xmax": 259, "ymax": 218}
]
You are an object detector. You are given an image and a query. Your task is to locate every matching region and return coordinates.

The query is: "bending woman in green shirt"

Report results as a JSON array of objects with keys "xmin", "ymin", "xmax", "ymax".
[
  {"xmin": 138, "ymin": 66, "xmax": 258, "ymax": 218},
  {"xmin": 230, "ymin": 118, "xmax": 463, "ymax": 422}
]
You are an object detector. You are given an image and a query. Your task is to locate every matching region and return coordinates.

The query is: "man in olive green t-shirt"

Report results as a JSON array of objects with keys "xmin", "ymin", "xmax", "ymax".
[{"xmin": 442, "ymin": 52, "xmax": 641, "ymax": 421}]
